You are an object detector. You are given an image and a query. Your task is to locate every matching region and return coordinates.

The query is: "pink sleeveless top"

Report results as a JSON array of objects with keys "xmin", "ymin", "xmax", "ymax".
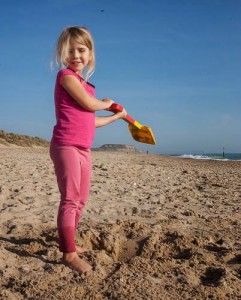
[{"xmin": 51, "ymin": 68, "xmax": 96, "ymax": 148}]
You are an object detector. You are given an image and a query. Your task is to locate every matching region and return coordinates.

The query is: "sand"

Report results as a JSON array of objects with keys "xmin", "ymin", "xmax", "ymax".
[{"xmin": 0, "ymin": 147, "xmax": 241, "ymax": 299}]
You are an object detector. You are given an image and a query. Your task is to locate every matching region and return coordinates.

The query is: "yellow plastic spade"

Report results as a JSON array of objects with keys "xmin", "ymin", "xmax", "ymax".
[{"xmin": 108, "ymin": 103, "xmax": 156, "ymax": 145}]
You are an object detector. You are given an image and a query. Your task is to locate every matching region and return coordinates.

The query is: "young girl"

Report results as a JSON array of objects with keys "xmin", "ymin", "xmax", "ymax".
[{"xmin": 50, "ymin": 26, "xmax": 127, "ymax": 273}]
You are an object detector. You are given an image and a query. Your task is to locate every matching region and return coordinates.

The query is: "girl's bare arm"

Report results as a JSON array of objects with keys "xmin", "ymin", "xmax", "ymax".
[
  {"xmin": 61, "ymin": 75, "xmax": 113, "ymax": 111},
  {"xmin": 95, "ymin": 110, "xmax": 127, "ymax": 128}
]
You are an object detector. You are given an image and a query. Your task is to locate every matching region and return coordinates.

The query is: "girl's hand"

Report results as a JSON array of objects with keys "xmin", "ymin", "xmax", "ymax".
[{"xmin": 115, "ymin": 108, "xmax": 127, "ymax": 119}]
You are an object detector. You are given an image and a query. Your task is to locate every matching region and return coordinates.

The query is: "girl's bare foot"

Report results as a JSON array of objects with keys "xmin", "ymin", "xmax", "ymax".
[{"xmin": 63, "ymin": 252, "xmax": 92, "ymax": 273}]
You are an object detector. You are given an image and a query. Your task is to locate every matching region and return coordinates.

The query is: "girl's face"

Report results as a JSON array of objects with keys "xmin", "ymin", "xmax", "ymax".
[{"xmin": 66, "ymin": 39, "xmax": 91, "ymax": 74}]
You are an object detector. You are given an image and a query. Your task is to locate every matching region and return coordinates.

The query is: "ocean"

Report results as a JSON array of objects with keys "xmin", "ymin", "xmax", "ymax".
[{"xmin": 173, "ymin": 153, "xmax": 241, "ymax": 161}]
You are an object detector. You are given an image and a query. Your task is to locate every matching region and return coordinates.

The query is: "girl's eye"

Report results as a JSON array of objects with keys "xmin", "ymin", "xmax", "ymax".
[{"xmin": 79, "ymin": 48, "xmax": 85, "ymax": 53}]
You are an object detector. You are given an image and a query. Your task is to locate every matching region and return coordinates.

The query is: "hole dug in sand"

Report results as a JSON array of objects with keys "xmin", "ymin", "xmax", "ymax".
[
  {"xmin": 96, "ymin": 229, "xmax": 141, "ymax": 262},
  {"xmin": 76, "ymin": 221, "xmax": 197, "ymax": 267},
  {"xmin": 76, "ymin": 221, "xmax": 152, "ymax": 263},
  {"xmin": 76, "ymin": 221, "xmax": 201, "ymax": 268}
]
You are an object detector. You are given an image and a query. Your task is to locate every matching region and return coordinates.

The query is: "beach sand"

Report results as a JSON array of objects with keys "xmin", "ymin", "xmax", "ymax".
[{"xmin": 0, "ymin": 147, "xmax": 241, "ymax": 299}]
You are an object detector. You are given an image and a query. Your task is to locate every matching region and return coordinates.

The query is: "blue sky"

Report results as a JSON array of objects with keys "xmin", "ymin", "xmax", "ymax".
[{"xmin": 0, "ymin": 0, "xmax": 241, "ymax": 154}]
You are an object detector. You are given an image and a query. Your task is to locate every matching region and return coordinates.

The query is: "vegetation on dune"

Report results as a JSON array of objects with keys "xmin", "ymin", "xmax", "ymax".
[{"xmin": 0, "ymin": 130, "xmax": 49, "ymax": 147}]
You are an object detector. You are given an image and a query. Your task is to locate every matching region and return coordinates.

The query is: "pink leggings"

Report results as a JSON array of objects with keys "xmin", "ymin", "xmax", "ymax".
[{"xmin": 50, "ymin": 143, "xmax": 92, "ymax": 253}]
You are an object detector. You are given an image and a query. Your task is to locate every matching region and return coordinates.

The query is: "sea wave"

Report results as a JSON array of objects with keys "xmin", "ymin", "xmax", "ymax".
[{"xmin": 177, "ymin": 154, "xmax": 241, "ymax": 161}]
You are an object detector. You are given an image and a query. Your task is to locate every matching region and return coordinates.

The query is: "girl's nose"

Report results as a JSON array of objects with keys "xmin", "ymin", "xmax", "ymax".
[{"xmin": 72, "ymin": 50, "xmax": 79, "ymax": 58}]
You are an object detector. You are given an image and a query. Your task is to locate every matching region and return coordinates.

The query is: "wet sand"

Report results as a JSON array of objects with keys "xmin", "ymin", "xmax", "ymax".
[{"xmin": 0, "ymin": 147, "xmax": 241, "ymax": 299}]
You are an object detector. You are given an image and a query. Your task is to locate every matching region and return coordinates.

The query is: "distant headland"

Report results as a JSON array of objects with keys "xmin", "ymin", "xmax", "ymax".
[{"xmin": 92, "ymin": 144, "xmax": 144, "ymax": 153}]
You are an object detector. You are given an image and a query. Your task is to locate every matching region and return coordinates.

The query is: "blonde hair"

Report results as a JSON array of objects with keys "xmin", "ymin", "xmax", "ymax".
[{"xmin": 54, "ymin": 26, "xmax": 95, "ymax": 81}]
